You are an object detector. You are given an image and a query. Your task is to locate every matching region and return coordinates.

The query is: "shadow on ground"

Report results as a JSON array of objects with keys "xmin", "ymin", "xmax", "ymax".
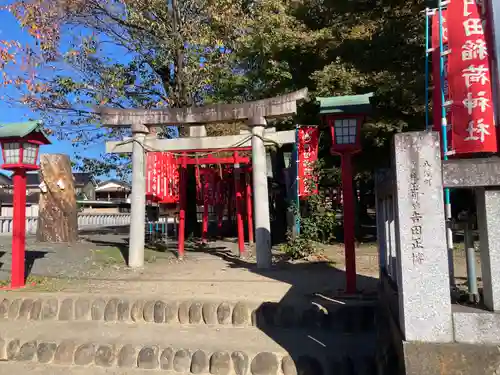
[
  {"xmin": 79, "ymin": 225, "xmax": 379, "ymax": 373},
  {"xmin": 187, "ymin": 237, "xmax": 379, "ymax": 373}
]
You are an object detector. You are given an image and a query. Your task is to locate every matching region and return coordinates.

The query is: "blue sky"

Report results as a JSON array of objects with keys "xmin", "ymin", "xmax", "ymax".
[{"xmin": 0, "ymin": 10, "xmax": 108, "ymax": 173}]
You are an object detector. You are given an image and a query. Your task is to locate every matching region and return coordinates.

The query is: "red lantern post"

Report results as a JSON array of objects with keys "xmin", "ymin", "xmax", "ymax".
[
  {"xmin": 0, "ymin": 121, "xmax": 51, "ymax": 289},
  {"xmin": 317, "ymin": 94, "xmax": 373, "ymax": 294}
]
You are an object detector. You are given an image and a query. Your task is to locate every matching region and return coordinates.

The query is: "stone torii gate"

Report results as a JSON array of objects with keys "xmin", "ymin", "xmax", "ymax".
[{"xmin": 98, "ymin": 88, "xmax": 308, "ymax": 269}]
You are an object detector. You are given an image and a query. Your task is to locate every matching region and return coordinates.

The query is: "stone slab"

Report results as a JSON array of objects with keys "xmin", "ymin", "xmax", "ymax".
[
  {"xmin": 442, "ymin": 157, "xmax": 500, "ymax": 188},
  {"xmin": 476, "ymin": 189, "xmax": 500, "ymax": 311},
  {"xmin": 106, "ymin": 131, "xmax": 295, "ymax": 154},
  {"xmin": 453, "ymin": 310, "xmax": 500, "ymax": 344},
  {"xmin": 392, "ymin": 131, "xmax": 453, "ymax": 342},
  {"xmin": 401, "ymin": 341, "xmax": 500, "ymax": 375}
]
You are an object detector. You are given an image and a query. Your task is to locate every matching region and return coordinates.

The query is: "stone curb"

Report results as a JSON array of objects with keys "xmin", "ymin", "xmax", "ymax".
[
  {"xmin": 0, "ymin": 297, "xmax": 376, "ymax": 332},
  {"xmin": 0, "ymin": 336, "xmax": 377, "ymax": 375}
]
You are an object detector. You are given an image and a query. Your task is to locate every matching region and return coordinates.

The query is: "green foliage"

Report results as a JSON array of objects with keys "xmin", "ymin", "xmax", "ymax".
[
  {"xmin": 280, "ymin": 231, "xmax": 316, "ymax": 260},
  {"xmin": 281, "ymin": 157, "xmax": 339, "ymax": 259},
  {"xmin": 2, "ymin": 0, "xmax": 428, "ymax": 181}
]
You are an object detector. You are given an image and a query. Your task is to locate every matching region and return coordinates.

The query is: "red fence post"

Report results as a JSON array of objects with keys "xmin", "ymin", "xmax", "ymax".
[
  {"xmin": 234, "ymin": 152, "xmax": 245, "ymax": 256},
  {"xmin": 202, "ymin": 172, "xmax": 209, "ymax": 243},
  {"xmin": 178, "ymin": 154, "xmax": 187, "ymax": 259},
  {"xmin": 245, "ymin": 171, "xmax": 254, "ymax": 244}
]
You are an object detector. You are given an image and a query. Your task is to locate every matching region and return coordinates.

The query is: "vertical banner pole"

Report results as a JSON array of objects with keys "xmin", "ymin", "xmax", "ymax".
[
  {"xmin": 425, "ymin": 8, "xmax": 431, "ymax": 130},
  {"xmin": 438, "ymin": 0, "xmax": 455, "ymax": 286}
]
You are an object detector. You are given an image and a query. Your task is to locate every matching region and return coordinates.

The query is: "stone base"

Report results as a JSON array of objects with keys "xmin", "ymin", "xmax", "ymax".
[
  {"xmin": 376, "ymin": 297, "xmax": 500, "ymax": 375},
  {"xmin": 453, "ymin": 304, "xmax": 500, "ymax": 344},
  {"xmin": 402, "ymin": 341, "xmax": 500, "ymax": 375}
]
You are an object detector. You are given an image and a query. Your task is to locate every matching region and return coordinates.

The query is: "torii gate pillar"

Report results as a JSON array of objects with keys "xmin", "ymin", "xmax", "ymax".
[
  {"xmin": 250, "ymin": 116, "xmax": 272, "ymax": 268},
  {"xmin": 129, "ymin": 128, "xmax": 148, "ymax": 268}
]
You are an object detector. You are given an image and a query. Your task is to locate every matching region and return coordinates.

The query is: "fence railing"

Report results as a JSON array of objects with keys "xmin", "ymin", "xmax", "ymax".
[{"xmin": 0, "ymin": 213, "xmax": 131, "ymax": 235}]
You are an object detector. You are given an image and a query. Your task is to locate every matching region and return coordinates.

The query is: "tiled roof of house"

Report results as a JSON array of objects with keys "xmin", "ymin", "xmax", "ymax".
[
  {"xmin": 0, "ymin": 191, "xmax": 39, "ymax": 204},
  {"xmin": 0, "ymin": 173, "xmax": 12, "ymax": 186},
  {"xmin": 26, "ymin": 172, "xmax": 94, "ymax": 186}
]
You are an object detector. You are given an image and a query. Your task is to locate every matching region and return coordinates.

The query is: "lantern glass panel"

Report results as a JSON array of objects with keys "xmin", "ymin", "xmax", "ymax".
[
  {"xmin": 4, "ymin": 142, "xmax": 20, "ymax": 164},
  {"xmin": 334, "ymin": 119, "xmax": 357, "ymax": 145},
  {"xmin": 22, "ymin": 142, "xmax": 38, "ymax": 165}
]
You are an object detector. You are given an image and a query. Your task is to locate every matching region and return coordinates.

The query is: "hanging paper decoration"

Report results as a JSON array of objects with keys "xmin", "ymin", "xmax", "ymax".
[
  {"xmin": 297, "ymin": 126, "xmax": 320, "ymax": 198},
  {"xmin": 146, "ymin": 152, "xmax": 179, "ymax": 203}
]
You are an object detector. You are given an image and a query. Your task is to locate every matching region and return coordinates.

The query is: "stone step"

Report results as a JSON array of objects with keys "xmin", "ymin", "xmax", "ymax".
[
  {"xmin": 0, "ymin": 358, "xmax": 375, "ymax": 375},
  {"xmin": 0, "ymin": 320, "xmax": 377, "ymax": 374},
  {"xmin": 0, "ymin": 294, "xmax": 377, "ymax": 333}
]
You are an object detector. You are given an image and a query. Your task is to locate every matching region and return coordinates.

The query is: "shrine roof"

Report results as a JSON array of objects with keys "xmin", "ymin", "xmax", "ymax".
[
  {"xmin": 316, "ymin": 93, "xmax": 374, "ymax": 115},
  {"xmin": 0, "ymin": 120, "xmax": 50, "ymax": 142}
]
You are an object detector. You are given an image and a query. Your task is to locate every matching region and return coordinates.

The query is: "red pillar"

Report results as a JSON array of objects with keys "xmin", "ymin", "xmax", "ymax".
[
  {"xmin": 11, "ymin": 170, "xmax": 27, "ymax": 288},
  {"xmin": 234, "ymin": 153, "xmax": 245, "ymax": 256},
  {"xmin": 216, "ymin": 179, "xmax": 224, "ymax": 235},
  {"xmin": 202, "ymin": 176, "xmax": 209, "ymax": 243},
  {"xmin": 245, "ymin": 172, "xmax": 254, "ymax": 244},
  {"xmin": 178, "ymin": 156, "xmax": 187, "ymax": 259},
  {"xmin": 341, "ymin": 153, "xmax": 356, "ymax": 293}
]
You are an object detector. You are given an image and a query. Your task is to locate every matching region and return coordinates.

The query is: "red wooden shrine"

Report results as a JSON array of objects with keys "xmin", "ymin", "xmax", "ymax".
[{"xmin": 146, "ymin": 149, "xmax": 253, "ymax": 259}]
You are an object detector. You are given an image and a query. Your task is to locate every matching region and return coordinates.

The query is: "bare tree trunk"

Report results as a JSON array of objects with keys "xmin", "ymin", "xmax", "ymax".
[{"xmin": 36, "ymin": 154, "xmax": 78, "ymax": 243}]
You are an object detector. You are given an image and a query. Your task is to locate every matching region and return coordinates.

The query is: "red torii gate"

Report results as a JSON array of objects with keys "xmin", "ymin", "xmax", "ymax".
[{"xmin": 146, "ymin": 148, "xmax": 254, "ymax": 259}]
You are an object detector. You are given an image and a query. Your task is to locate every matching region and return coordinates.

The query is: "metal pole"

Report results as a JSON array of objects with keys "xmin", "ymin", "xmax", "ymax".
[
  {"xmin": 487, "ymin": 0, "xmax": 500, "ymax": 123},
  {"xmin": 294, "ymin": 125, "xmax": 301, "ymax": 236},
  {"xmin": 438, "ymin": 1, "xmax": 455, "ymax": 286},
  {"xmin": 464, "ymin": 222, "xmax": 479, "ymax": 302},
  {"xmin": 425, "ymin": 7, "xmax": 431, "ymax": 130}
]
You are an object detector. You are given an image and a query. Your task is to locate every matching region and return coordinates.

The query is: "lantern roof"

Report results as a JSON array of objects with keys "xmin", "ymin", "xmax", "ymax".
[
  {"xmin": 0, "ymin": 121, "xmax": 51, "ymax": 144},
  {"xmin": 316, "ymin": 93, "xmax": 374, "ymax": 115}
]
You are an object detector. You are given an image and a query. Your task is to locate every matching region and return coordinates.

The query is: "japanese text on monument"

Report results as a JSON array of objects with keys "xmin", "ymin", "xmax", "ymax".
[{"xmin": 409, "ymin": 161, "xmax": 426, "ymax": 265}]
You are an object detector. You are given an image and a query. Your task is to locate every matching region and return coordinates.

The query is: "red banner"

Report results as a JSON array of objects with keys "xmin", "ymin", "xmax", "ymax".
[
  {"xmin": 146, "ymin": 152, "xmax": 179, "ymax": 203},
  {"xmin": 447, "ymin": 0, "xmax": 497, "ymax": 154},
  {"xmin": 298, "ymin": 126, "xmax": 319, "ymax": 198},
  {"xmin": 431, "ymin": 10, "xmax": 453, "ymax": 151}
]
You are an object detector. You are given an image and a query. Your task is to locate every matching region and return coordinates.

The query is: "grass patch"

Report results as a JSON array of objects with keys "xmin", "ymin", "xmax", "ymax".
[
  {"xmin": 92, "ymin": 247, "xmax": 160, "ymax": 267},
  {"xmin": 91, "ymin": 247, "xmax": 125, "ymax": 266},
  {"xmin": 0, "ymin": 275, "xmax": 74, "ymax": 292}
]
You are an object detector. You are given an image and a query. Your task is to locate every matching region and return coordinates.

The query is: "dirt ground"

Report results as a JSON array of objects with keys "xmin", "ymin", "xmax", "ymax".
[{"xmin": 0, "ymin": 230, "xmax": 478, "ymax": 302}]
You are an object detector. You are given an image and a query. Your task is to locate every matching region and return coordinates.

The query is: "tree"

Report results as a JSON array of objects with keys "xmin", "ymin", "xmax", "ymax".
[
  {"xmin": 0, "ymin": 0, "xmax": 290, "ymax": 175},
  {"xmin": 36, "ymin": 154, "xmax": 79, "ymax": 243}
]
